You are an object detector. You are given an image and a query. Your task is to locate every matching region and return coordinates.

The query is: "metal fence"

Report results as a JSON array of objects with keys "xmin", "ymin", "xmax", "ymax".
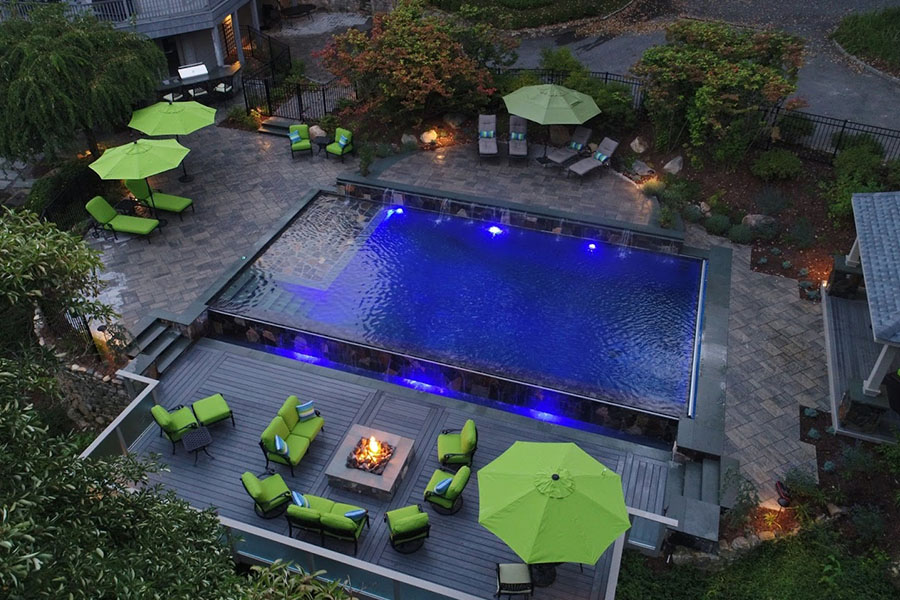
[
  {"xmin": 0, "ymin": 0, "xmax": 207, "ymax": 24},
  {"xmin": 495, "ymin": 68, "xmax": 646, "ymax": 109}
]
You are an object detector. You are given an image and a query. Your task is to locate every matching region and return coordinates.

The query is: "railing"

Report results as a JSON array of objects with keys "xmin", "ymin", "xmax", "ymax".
[{"xmin": 0, "ymin": 0, "xmax": 208, "ymax": 25}]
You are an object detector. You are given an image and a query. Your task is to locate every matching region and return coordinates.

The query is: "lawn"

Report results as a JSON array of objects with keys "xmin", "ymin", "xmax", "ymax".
[{"xmin": 833, "ymin": 8, "xmax": 900, "ymax": 76}]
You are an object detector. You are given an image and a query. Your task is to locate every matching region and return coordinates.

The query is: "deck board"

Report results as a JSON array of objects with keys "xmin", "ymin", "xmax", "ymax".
[{"xmin": 131, "ymin": 340, "xmax": 670, "ymax": 599}]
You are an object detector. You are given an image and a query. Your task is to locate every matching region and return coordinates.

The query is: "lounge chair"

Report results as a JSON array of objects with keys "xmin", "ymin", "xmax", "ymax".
[
  {"xmin": 150, "ymin": 404, "xmax": 198, "ymax": 453},
  {"xmin": 478, "ymin": 114, "xmax": 499, "ymax": 159},
  {"xmin": 507, "ymin": 115, "xmax": 529, "ymax": 163},
  {"xmin": 437, "ymin": 419, "xmax": 477, "ymax": 467},
  {"xmin": 546, "ymin": 126, "xmax": 592, "ymax": 166},
  {"xmin": 125, "ymin": 179, "xmax": 193, "ymax": 220},
  {"xmin": 385, "ymin": 504, "xmax": 430, "ymax": 553},
  {"xmin": 85, "ymin": 196, "xmax": 160, "ymax": 242},
  {"xmin": 289, "ymin": 124, "xmax": 312, "ymax": 158},
  {"xmin": 325, "ymin": 127, "xmax": 354, "ymax": 161},
  {"xmin": 240, "ymin": 471, "xmax": 291, "ymax": 518},
  {"xmin": 567, "ymin": 137, "xmax": 620, "ymax": 180},
  {"xmin": 423, "ymin": 465, "xmax": 471, "ymax": 514}
]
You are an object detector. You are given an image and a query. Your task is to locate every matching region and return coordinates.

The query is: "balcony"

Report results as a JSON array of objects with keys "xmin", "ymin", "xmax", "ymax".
[{"xmin": 1, "ymin": 1, "xmax": 216, "ymax": 27}]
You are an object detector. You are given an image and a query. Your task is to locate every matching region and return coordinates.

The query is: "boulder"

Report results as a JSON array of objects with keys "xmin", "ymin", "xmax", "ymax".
[
  {"xmin": 630, "ymin": 136, "xmax": 648, "ymax": 153},
  {"xmin": 826, "ymin": 502, "xmax": 845, "ymax": 517},
  {"xmin": 718, "ymin": 538, "xmax": 731, "ymax": 553},
  {"xmin": 742, "ymin": 214, "xmax": 776, "ymax": 228},
  {"xmin": 632, "ymin": 160, "xmax": 654, "ymax": 177},
  {"xmin": 549, "ymin": 125, "xmax": 570, "ymax": 146},
  {"xmin": 400, "ymin": 133, "xmax": 418, "ymax": 147},
  {"xmin": 670, "ymin": 546, "xmax": 693, "ymax": 566},
  {"xmin": 663, "ymin": 155, "xmax": 683, "ymax": 174},
  {"xmin": 730, "ymin": 536, "xmax": 749, "ymax": 551},
  {"xmin": 309, "ymin": 125, "xmax": 326, "ymax": 139},
  {"xmin": 700, "ymin": 201, "xmax": 711, "ymax": 216},
  {"xmin": 442, "ymin": 113, "xmax": 466, "ymax": 129},
  {"xmin": 758, "ymin": 531, "xmax": 776, "ymax": 541},
  {"xmin": 420, "ymin": 129, "xmax": 438, "ymax": 144}
]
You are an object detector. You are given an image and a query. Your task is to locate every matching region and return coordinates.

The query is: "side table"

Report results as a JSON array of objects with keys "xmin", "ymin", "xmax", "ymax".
[
  {"xmin": 314, "ymin": 136, "xmax": 332, "ymax": 156},
  {"xmin": 182, "ymin": 426, "xmax": 213, "ymax": 465}
]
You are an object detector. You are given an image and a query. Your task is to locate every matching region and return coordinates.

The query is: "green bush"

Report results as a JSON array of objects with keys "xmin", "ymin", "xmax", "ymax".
[
  {"xmin": 875, "ymin": 432, "xmax": 900, "ymax": 476},
  {"xmin": 882, "ymin": 159, "xmax": 900, "ymax": 189},
  {"xmin": 754, "ymin": 220, "xmax": 780, "ymax": 241},
  {"xmin": 823, "ymin": 145, "xmax": 885, "ymax": 221},
  {"xmin": 849, "ymin": 505, "xmax": 885, "ymax": 543},
  {"xmin": 833, "ymin": 7, "xmax": 900, "ymax": 73},
  {"xmin": 539, "ymin": 47, "xmax": 584, "ymax": 75},
  {"xmin": 658, "ymin": 204, "xmax": 676, "ymax": 229},
  {"xmin": 496, "ymin": 0, "xmax": 554, "ymax": 7},
  {"xmin": 658, "ymin": 175, "xmax": 700, "ymax": 209},
  {"xmin": 751, "ymin": 148, "xmax": 804, "ymax": 181},
  {"xmin": 840, "ymin": 443, "xmax": 877, "ymax": 478},
  {"xmin": 495, "ymin": 70, "xmax": 541, "ymax": 95},
  {"xmin": 777, "ymin": 113, "xmax": 815, "ymax": 143},
  {"xmin": 728, "ymin": 224, "xmax": 754, "ymax": 244},
  {"xmin": 225, "ymin": 106, "xmax": 259, "ymax": 130},
  {"xmin": 832, "ymin": 132, "xmax": 884, "ymax": 158},
  {"xmin": 563, "ymin": 71, "xmax": 637, "ymax": 132},
  {"xmin": 722, "ymin": 467, "xmax": 760, "ymax": 529},
  {"xmin": 711, "ymin": 115, "xmax": 764, "ymax": 168},
  {"xmin": 641, "ymin": 179, "xmax": 665, "ymax": 197},
  {"xmin": 358, "ymin": 145, "xmax": 374, "ymax": 177},
  {"xmin": 704, "ymin": 214, "xmax": 731, "ymax": 235},
  {"xmin": 754, "ymin": 186, "xmax": 790, "ymax": 215},
  {"xmin": 24, "ymin": 158, "xmax": 103, "ymax": 231},
  {"xmin": 682, "ymin": 204, "xmax": 703, "ymax": 223},
  {"xmin": 785, "ymin": 217, "xmax": 815, "ymax": 249}
]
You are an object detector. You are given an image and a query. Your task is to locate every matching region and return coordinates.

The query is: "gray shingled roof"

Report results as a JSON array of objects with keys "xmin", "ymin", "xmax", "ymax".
[{"xmin": 852, "ymin": 192, "xmax": 900, "ymax": 345}]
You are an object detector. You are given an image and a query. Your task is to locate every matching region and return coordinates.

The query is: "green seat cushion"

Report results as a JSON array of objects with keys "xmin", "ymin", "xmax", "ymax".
[
  {"xmin": 258, "ymin": 473, "xmax": 290, "ymax": 502},
  {"xmin": 192, "ymin": 393, "xmax": 230, "ymax": 425},
  {"xmin": 278, "ymin": 395, "xmax": 300, "ymax": 430},
  {"xmin": 277, "ymin": 434, "xmax": 310, "ymax": 465},
  {"xmin": 320, "ymin": 513, "xmax": 358, "ymax": 534},
  {"xmin": 305, "ymin": 495, "xmax": 335, "ymax": 514},
  {"xmin": 326, "ymin": 141, "xmax": 353, "ymax": 155},
  {"xmin": 437, "ymin": 432, "xmax": 462, "ymax": 460},
  {"xmin": 425, "ymin": 469, "xmax": 457, "ymax": 509},
  {"xmin": 241, "ymin": 472, "xmax": 262, "ymax": 499},
  {"xmin": 145, "ymin": 191, "xmax": 192, "ymax": 213},
  {"xmin": 262, "ymin": 417, "xmax": 308, "ymax": 465},
  {"xmin": 292, "ymin": 138, "xmax": 312, "ymax": 151},
  {"xmin": 286, "ymin": 504, "xmax": 321, "ymax": 525},
  {"xmin": 108, "ymin": 214, "xmax": 159, "ymax": 236},
  {"xmin": 387, "ymin": 504, "xmax": 422, "ymax": 522},
  {"xmin": 292, "ymin": 415, "xmax": 324, "ymax": 441},
  {"xmin": 86, "ymin": 196, "xmax": 117, "ymax": 224},
  {"xmin": 390, "ymin": 512, "xmax": 429, "ymax": 536},
  {"xmin": 448, "ymin": 466, "xmax": 471, "ymax": 497},
  {"xmin": 150, "ymin": 404, "xmax": 170, "ymax": 429},
  {"xmin": 426, "ymin": 468, "xmax": 456, "ymax": 495},
  {"xmin": 331, "ymin": 502, "xmax": 364, "ymax": 515},
  {"xmin": 460, "ymin": 420, "xmax": 477, "ymax": 452},
  {"xmin": 153, "ymin": 406, "xmax": 197, "ymax": 442}
]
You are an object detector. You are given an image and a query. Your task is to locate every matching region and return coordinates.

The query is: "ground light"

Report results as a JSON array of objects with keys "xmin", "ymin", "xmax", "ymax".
[{"xmin": 488, "ymin": 225, "xmax": 504, "ymax": 237}]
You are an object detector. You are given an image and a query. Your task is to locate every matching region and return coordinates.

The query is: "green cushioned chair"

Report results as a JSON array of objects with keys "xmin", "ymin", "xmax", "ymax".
[
  {"xmin": 286, "ymin": 494, "xmax": 369, "ymax": 555},
  {"xmin": 191, "ymin": 393, "xmax": 234, "ymax": 428},
  {"xmin": 289, "ymin": 124, "xmax": 312, "ymax": 158},
  {"xmin": 384, "ymin": 504, "xmax": 430, "ymax": 553},
  {"xmin": 437, "ymin": 419, "xmax": 477, "ymax": 467},
  {"xmin": 125, "ymin": 179, "xmax": 194, "ymax": 220},
  {"xmin": 240, "ymin": 471, "xmax": 291, "ymax": 518},
  {"xmin": 326, "ymin": 127, "xmax": 354, "ymax": 161},
  {"xmin": 277, "ymin": 395, "xmax": 324, "ymax": 442},
  {"xmin": 86, "ymin": 196, "xmax": 160, "ymax": 242},
  {"xmin": 150, "ymin": 404, "xmax": 198, "ymax": 453},
  {"xmin": 259, "ymin": 416, "xmax": 309, "ymax": 476},
  {"xmin": 424, "ymin": 465, "xmax": 470, "ymax": 515}
]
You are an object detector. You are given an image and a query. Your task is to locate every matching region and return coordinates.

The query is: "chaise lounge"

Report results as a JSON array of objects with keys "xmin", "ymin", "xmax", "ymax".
[
  {"xmin": 478, "ymin": 114, "xmax": 499, "ymax": 160},
  {"xmin": 546, "ymin": 126, "xmax": 592, "ymax": 167},
  {"xmin": 566, "ymin": 137, "xmax": 620, "ymax": 180},
  {"xmin": 85, "ymin": 196, "xmax": 160, "ymax": 242},
  {"xmin": 125, "ymin": 179, "xmax": 194, "ymax": 220},
  {"xmin": 507, "ymin": 115, "xmax": 529, "ymax": 164}
]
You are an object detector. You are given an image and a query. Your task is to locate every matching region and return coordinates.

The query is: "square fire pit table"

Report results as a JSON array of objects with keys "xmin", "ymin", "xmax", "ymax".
[{"xmin": 325, "ymin": 424, "xmax": 415, "ymax": 501}]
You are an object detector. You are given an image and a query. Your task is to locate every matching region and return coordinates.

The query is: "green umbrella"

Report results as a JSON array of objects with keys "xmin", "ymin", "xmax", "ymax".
[
  {"xmin": 502, "ymin": 84, "xmax": 600, "ymax": 125},
  {"xmin": 478, "ymin": 441, "xmax": 630, "ymax": 565},
  {"xmin": 128, "ymin": 101, "xmax": 215, "ymax": 182}
]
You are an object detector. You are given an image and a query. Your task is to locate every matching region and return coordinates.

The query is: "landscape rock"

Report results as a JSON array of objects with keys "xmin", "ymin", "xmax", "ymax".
[
  {"xmin": 630, "ymin": 136, "xmax": 648, "ymax": 153},
  {"xmin": 745, "ymin": 533, "xmax": 760, "ymax": 548},
  {"xmin": 826, "ymin": 502, "xmax": 845, "ymax": 517},
  {"xmin": 670, "ymin": 546, "xmax": 693, "ymax": 566},
  {"xmin": 442, "ymin": 113, "xmax": 466, "ymax": 129},
  {"xmin": 663, "ymin": 155, "xmax": 683, "ymax": 174},
  {"xmin": 400, "ymin": 133, "xmax": 418, "ymax": 147},
  {"xmin": 632, "ymin": 160, "xmax": 654, "ymax": 177},
  {"xmin": 742, "ymin": 214, "xmax": 776, "ymax": 228},
  {"xmin": 758, "ymin": 531, "xmax": 776, "ymax": 541},
  {"xmin": 309, "ymin": 125, "xmax": 326, "ymax": 139},
  {"xmin": 700, "ymin": 201, "xmax": 712, "ymax": 216},
  {"xmin": 549, "ymin": 125, "xmax": 570, "ymax": 145},
  {"xmin": 730, "ymin": 536, "xmax": 749, "ymax": 551},
  {"xmin": 420, "ymin": 129, "xmax": 438, "ymax": 144},
  {"xmin": 718, "ymin": 538, "xmax": 730, "ymax": 552}
]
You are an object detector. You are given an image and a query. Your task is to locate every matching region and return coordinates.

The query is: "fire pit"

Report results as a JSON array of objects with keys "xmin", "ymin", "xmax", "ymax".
[
  {"xmin": 347, "ymin": 435, "xmax": 395, "ymax": 474},
  {"xmin": 326, "ymin": 424, "xmax": 415, "ymax": 500}
]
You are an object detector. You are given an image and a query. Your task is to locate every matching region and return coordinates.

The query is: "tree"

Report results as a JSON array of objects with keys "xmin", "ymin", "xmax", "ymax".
[
  {"xmin": 0, "ymin": 4, "xmax": 165, "ymax": 160},
  {"xmin": 318, "ymin": 0, "xmax": 496, "ymax": 124},
  {"xmin": 632, "ymin": 20, "xmax": 803, "ymax": 164}
]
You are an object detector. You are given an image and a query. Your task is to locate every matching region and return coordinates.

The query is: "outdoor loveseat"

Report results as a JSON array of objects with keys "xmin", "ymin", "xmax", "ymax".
[
  {"xmin": 286, "ymin": 493, "xmax": 370, "ymax": 554},
  {"xmin": 259, "ymin": 395, "xmax": 325, "ymax": 476}
]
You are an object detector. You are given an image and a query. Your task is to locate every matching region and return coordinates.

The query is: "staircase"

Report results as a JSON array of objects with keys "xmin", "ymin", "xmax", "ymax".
[
  {"xmin": 125, "ymin": 319, "xmax": 192, "ymax": 377},
  {"xmin": 257, "ymin": 116, "xmax": 294, "ymax": 137},
  {"xmin": 664, "ymin": 454, "xmax": 739, "ymax": 551}
]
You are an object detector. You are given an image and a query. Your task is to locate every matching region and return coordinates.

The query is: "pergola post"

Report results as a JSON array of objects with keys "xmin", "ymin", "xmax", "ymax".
[
  {"xmin": 845, "ymin": 237, "xmax": 860, "ymax": 267},
  {"xmin": 863, "ymin": 344, "xmax": 899, "ymax": 396}
]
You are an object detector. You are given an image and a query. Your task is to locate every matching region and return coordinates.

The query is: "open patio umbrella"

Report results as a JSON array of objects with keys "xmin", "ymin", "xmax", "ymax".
[
  {"xmin": 478, "ymin": 441, "xmax": 630, "ymax": 565},
  {"xmin": 128, "ymin": 100, "xmax": 215, "ymax": 182},
  {"xmin": 502, "ymin": 84, "xmax": 601, "ymax": 156},
  {"xmin": 89, "ymin": 138, "xmax": 189, "ymax": 214}
]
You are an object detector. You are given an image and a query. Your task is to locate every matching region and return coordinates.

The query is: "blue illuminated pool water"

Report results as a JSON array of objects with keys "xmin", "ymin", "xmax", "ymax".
[{"xmin": 215, "ymin": 201, "xmax": 705, "ymax": 417}]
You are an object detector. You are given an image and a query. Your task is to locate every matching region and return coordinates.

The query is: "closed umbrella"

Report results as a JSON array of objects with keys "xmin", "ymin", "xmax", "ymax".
[
  {"xmin": 128, "ymin": 100, "xmax": 215, "ymax": 182},
  {"xmin": 478, "ymin": 441, "xmax": 629, "ymax": 567},
  {"xmin": 502, "ymin": 84, "xmax": 601, "ymax": 156}
]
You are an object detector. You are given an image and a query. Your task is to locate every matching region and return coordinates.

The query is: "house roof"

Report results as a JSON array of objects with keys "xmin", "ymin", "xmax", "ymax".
[{"xmin": 852, "ymin": 192, "xmax": 900, "ymax": 345}]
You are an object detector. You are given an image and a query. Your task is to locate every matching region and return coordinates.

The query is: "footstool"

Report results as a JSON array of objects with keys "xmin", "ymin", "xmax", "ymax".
[{"xmin": 191, "ymin": 393, "xmax": 235, "ymax": 427}]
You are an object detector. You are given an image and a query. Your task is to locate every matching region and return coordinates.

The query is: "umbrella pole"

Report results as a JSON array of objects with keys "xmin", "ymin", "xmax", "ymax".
[{"xmin": 176, "ymin": 135, "xmax": 194, "ymax": 183}]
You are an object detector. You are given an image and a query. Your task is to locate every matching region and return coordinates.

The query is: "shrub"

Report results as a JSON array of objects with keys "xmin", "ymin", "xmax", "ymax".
[
  {"xmin": 876, "ymin": 432, "xmax": 900, "ymax": 476},
  {"xmin": 658, "ymin": 204, "xmax": 676, "ymax": 229},
  {"xmin": 722, "ymin": 467, "xmax": 759, "ymax": 529},
  {"xmin": 882, "ymin": 158, "xmax": 900, "ymax": 189},
  {"xmin": 727, "ymin": 224, "xmax": 754, "ymax": 244},
  {"xmin": 777, "ymin": 113, "xmax": 815, "ymax": 143},
  {"xmin": 754, "ymin": 220, "xmax": 780, "ymax": 241},
  {"xmin": 225, "ymin": 106, "xmax": 259, "ymax": 130},
  {"xmin": 823, "ymin": 145, "xmax": 884, "ymax": 221},
  {"xmin": 682, "ymin": 204, "xmax": 703, "ymax": 223},
  {"xmin": 754, "ymin": 186, "xmax": 790, "ymax": 215},
  {"xmin": 539, "ymin": 47, "xmax": 584, "ymax": 75},
  {"xmin": 704, "ymin": 214, "xmax": 731, "ymax": 235},
  {"xmin": 849, "ymin": 505, "xmax": 885, "ymax": 542},
  {"xmin": 833, "ymin": 144, "xmax": 882, "ymax": 179},
  {"xmin": 710, "ymin": 115, "xmax": 764, "ymax": 168},
  {"xmin": 751, "ymin": 148, "xmax": 803, "ymax": 181},
  {"xmin": 358, "ymin": 145, "xmax": 374, "ymax": 177},
  {"xmin": 496, "ymin": 70, "xmax": 541, "ymax": 95},
  {"xmin": 24, "ymin": 158, "xmax": 103, "ymax": 231},
  {"xmin": 833, "ymin": 7, "xmax": 900, "ymax": 73},
  {"xmin": 706, "ymin": 189, "xmax": 728, "ymax": 215},
  {"xmin": 785, "ymin": 217, "xmax": 815, "ymax": 249},
  {"xmin": 563, "ymin": 70, "xmax": 637, "ymax": 132},
  {"xmin": 840, "ymin": 442, "xmax": 876, "ymax": 478},
  {"xmin": 641, "ymin": 179, "xmax": 665, "ymax": 197},
  {"xmin": 659, "ymin": 175, "xmax": 700, "ymax": 209},
  {"xmin": 832, "ymin": 132, "xmax": 885, "ymax": 158}
]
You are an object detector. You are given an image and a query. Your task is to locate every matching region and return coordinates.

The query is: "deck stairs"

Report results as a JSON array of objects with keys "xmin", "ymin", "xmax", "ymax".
[
  {"xmin": 125, "ymin": 320, "xmax": 192, "ymax": 377},
  {"xmin": 664, "ymin": 454, "xmax": 739, "ymax": 551},
  {"xmin": 257, "ymin": 116, "xmax": 294, "ymax": 137}
]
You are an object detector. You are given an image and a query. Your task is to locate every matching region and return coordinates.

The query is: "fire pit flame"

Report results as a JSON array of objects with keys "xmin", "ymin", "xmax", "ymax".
[{"xmin": 347, "ymin": 435, "xmax": 395, "ymax": 475}]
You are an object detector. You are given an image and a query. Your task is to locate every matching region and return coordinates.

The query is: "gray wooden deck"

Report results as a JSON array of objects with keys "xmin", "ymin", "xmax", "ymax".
[{"xmin": 130, "ymin": 339, "xmax": 671, "ymax": 599}]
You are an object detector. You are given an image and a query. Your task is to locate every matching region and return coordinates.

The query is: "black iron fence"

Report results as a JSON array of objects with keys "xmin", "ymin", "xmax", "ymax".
[{"xmin": 495, "ymin": 68, "xmax": 646, "ymax": 109}]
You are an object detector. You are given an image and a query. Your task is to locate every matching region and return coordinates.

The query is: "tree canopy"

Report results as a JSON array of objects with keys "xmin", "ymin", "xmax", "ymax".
[{"xmin": 0, "ymin": 4, "xmax": 165, "ymax": 160}]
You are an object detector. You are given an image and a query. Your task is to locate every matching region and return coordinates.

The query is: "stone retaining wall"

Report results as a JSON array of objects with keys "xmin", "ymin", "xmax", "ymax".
[{"xmin": 58, "ymin": 364, "xmax": 131, "ymax": 430}]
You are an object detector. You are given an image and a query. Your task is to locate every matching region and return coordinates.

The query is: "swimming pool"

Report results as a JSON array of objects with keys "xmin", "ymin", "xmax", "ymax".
[{"xmin": 212, "ymin": 194, "xmax": 705, "ymax": 418}]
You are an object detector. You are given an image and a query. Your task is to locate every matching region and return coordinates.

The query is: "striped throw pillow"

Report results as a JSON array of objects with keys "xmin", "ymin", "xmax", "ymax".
[
  {"xmin": 292, "ymin": 491, "xmax": 309, "ymax": 508},
  {"xmin": 434, "ymin": 477, "xmax": 453, "ymax": 496},
  {"xmin": 344, "ymin": 509, "xmax": 367, "ymax": 522},
  {"xmin": 289, "ymin": 130, "xmax": 302, "ymax": 144},
  {"xmin": 568, "ymin": 142, "xmax": 583, "ymax": 151},
  {"xmin": 274, "ymin": 434, "xmax": 289, "ymax": 457},
  {"xmin": 296, "ymin": 400, "xmax": 316, "ymax": 422}
]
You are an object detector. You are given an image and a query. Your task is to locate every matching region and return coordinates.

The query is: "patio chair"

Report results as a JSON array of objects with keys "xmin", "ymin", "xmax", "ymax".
[
  {"xmin": 240, "ymin": 471, "xmax": 291, "ymax": 518},
  {"xmin": 150, "ymin": 404, "xmax": 198, "ymax": 453},
  {"xmin": 507, "ymin": 115, "xmax": 529, "ymax": 163},
  {"xmin": 289, "ymin": 124, "xmax": 313, "ymax": 158},
  {"xmin": 478, "ymin": 114, "xmax": 499, "ymax": 159},
  {"xmin": 125, "ymin": 179, "xmax": 194, "ymax": 220},
  {"xmin": 437, "ymin": 419, "xmax": 477, "ymax": 467},
  {"xmin": 259, "ymin": 415, "xmax": 310, "ymax": 477},
  {"xmin": 325, "ymin": 127, "xmax": 354, "ymax": 161},
  {"xmin": 85, "ymin": 196, "xmax": 160, "ymax": 242},
  {"xmin": 191, "ymin": 393, "xmax": 234, "ymax": 428},
  {"xmin": 546, "ymin": 126, "xmax": 592, "ymax": 166},
  {"xmin": 384, "ymin": 504, "xmax": 430, "ymax": 553},
  {"xmin": 566, "ymin": 137, "xmax": 620, "ymax": 180},
  {"xmin": 496, "ymin": 563, "xmax": 534, "ymax": 599},
  {"xmin": 424, "ymin": 465, "xmax": 471, "ymax": 514}
]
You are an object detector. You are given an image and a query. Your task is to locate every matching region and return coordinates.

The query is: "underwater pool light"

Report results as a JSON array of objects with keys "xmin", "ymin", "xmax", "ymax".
[
  {"xmin": 488, "ymin": 225, "xmax": 504, "ymax": 237},
  {"xmin": 588, "ymin": 243, "xmax": 597, "ymax": 252},
  {"xmin": 395, "ymin": 207, "xmax": 404, "ymax": 214},
  {"xmin": 385, "ymin": 206, "xmax": 405, "ymax": 220}
]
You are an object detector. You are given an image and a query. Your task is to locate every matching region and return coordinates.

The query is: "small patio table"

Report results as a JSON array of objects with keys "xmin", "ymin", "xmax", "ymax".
[
  {"xmin": 314, "ymin": 136, "xmax": 332, "ymax": 155},
  {"xmin": 182, "ymin": 426, "xmax": 213, "ymax": 465}
]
